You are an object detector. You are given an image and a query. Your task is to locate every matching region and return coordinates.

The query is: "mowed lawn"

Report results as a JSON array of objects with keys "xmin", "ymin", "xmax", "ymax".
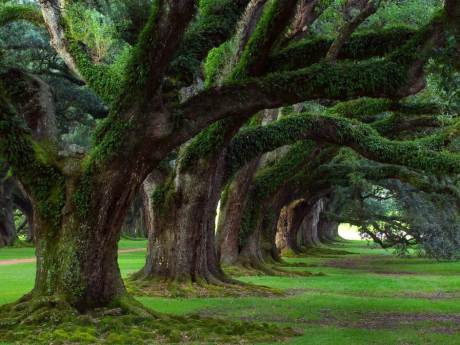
[{"xmin": 1, "ymin": 240, "xmax": 460, "ymax": 344}]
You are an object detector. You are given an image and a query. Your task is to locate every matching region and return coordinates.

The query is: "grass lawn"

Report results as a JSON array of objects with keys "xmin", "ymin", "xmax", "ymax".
[{"xmin": 1, "ymin": 240, "xmax": 460, "ymax": 344}]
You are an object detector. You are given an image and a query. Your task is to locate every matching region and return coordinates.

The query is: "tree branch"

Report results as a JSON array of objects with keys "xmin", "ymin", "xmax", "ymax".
[
  {"xmin": 0, "ymin": 3, "xmax": 43, "ymax": 27},
  {"xmin": 325, "ymin": 0, "xmax": 381, "ymax": 61},
  {"xmin": 168, "ymin": 0, "xmax": 251, "ymax": 86},
  {"xmin": 225, "ymin": 113, "xmax": 460, "ymax": 176}
]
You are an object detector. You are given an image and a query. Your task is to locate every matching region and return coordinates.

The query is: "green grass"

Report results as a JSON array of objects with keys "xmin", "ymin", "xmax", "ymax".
[
  {"xmin": 0, "ymin": 238, "xmax": 146, "ymax": 261},
  {"xmin": 2, "ymin": 239, "xmax": 460, "ymax": 344}
]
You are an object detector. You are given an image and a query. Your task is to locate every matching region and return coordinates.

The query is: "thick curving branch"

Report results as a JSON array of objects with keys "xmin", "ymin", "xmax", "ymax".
[
  {"xmin": 0, "ymin": 3, "xmax": 43, "ymax": 27},
  {"xmin": 176, "ymin": 15, "xmax": 444, "ymax": 140},
  {"xmin": 168, "ymin": 0, "xmax": 251, "ymax": 86},
  {"xmin": 268, "ymin": 27, "xmax": 415, "ymax": 72},
  {"xmin": 225, "ymin": 113, "xmax": 460, "ymax": 176}
]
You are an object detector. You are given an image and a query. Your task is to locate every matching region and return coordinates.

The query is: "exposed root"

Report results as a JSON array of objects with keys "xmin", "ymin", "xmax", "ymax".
[
  {"xmin": 126, "ymin": 276, "xmax": 283, "ymax": 298},
  {"xmin": 0, "ymin": 293, "xmax": 300, "ymax": 344},
  {"xmin": 224, "ymin": 261, "xmax": 322, "ymax": 277}
]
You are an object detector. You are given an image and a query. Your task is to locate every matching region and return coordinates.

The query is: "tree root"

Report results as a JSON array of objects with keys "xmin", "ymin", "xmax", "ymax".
[
  {"xmin": 0, "ymin": 292, "xmax": 300, "ymax": 344},
  {"xmin": 223, "ymin": 260, "xmax": 323, "ymax": 277},
  {"xmin": 126, "ymin": 275, "xmax": 284, "ymax": 298}
]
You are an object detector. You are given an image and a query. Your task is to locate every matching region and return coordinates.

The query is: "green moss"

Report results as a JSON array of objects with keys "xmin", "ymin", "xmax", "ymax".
[
  {"xmin": 230, "ymin": 0, "xmax": 296, "ymax": 80},
  {"xmin": 179, "ymin": 120, "xmax": 229, "ymax": 170},
  {"xmin": 0, "ymin": 302, "xmax": 298, "ymax": 344},
  {"xmin": 0, "ymin": 88, "xmax": 65, "ymax": 228},
  {"xmin": 203, "ymin": 41, "xmax": 233, "ymax": 87},
  {"xmin": 168, "ymin": 0, "xmax": 250, "ymax": 86},
  {"xmin": 329, "ymin": 98, "xmax": 394, "ymax": 120},
  {"xmin": 0, "ymin": 3, "xmax": 43, "ymax": 28},
  {"xmin": 85, "ymin": 116, "xmax": 132, "ymax": 170},
  {"xmin": 151, "ymin": 175, "xmax": 176, "ymax": 215},
  {"xmin": 268, "ymin": 26, "xmax": 416, "ymax": 72}
]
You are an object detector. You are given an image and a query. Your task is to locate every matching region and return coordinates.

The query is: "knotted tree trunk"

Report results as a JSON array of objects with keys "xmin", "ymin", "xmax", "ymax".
[
  {"xmin": 138, "ymin": 158, "xmax": 228, "ymax": 285},
  {"xmin": 275, "ymin": 200, "xmax": 308, "ymax": 255}
]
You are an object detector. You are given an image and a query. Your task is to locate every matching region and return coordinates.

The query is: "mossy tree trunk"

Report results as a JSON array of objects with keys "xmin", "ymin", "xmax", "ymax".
[
  {"xmin": 0, "ymin": 69, "xmax": 139, "ymax": 311},
  {"xmin": 33, "ymin": 199, "xmax": 127, "ymax": 310}
]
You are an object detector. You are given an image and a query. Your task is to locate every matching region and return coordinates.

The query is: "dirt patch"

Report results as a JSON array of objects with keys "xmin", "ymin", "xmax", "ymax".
[
  {"xmin": 397, "ymin": 291, "xmax": 460, "ymax": 300},
  {"xmin": 0, "ymin": 248, "xmax": 145, "ymax": 266},
  {"xmin": 317, "ymin": 310, "xmax": 460, "ymax": 333},
  {"xmin": 227, "ymin": 309, "xmax": 460, "ymax": 334},
  {"xmin": 326, "ymin": 255, "xmax": 415, "ymax": 275}
]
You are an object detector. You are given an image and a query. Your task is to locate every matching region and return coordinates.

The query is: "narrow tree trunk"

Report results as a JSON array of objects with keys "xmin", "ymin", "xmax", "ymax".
[
  {"xmin": 0, "ymin": 167, "xmax": 16, "ymax": 247},
  {"xmin": 121, "ymin": 193, "xmax": 147, "ymax": 238},
  {"xmin": 13, "ymin": 190, "xmax": 34, "ymax": 242},
  {"xmin": 216, "ymin": 160, "xmax": 259, "ymax": 265},
  {"xmin": 298, "ymin": 198, "xmax": 326, "ymax": 248},
  {"xmin": 318, "ymin": 219, "xmax": 339, "ymax": 243}
]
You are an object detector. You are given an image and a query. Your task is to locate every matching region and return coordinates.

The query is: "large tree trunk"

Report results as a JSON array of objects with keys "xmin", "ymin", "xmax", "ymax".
[
  {"xmin": 238, "ymin": 195, "xmax": 285, "ymax": 269},
  {"xmin": 0, "ymin": 166, "xmax": 16, "ymax": 247},
  {"xmin": 30, "ymin": 180, "xmax": 134, "ymax": 311},
  {"xmin": 276, "ymin": 200, "xmax": 308, "ymax": 255},
  {"xmin": 139, "ymin": 160, "xmax": 227, "ymax": 284}
]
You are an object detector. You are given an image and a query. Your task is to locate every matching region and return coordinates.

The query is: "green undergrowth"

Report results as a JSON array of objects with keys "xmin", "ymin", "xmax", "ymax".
[{"xmin": 0, "ymin": 303, "xmax": 298, "ymax": 345}]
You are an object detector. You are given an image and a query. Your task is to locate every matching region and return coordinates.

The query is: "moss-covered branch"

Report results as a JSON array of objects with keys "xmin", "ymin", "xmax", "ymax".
[
  {"xmin": 179, "ymin": 0, "xmax": 297, "ymax": 172},
  {"xmin": 314, "ymin": 160, "xmax": 460, "ymax": 198},
  {"xmin": 114, "ymin": 0, "xmax": 197, "ymax": 111},
  {"xmin": 226, "ymin": 113, "xmax": 460, "ymax": 176},
  {"xmin": 267, "ymin": 27, "xmax": 415, "ymax": 72},
  {"xmin": 0, "ymin": 81, "xmax": 64, "ymax": 227},
  {"xmin": 168, "ymin": 0, "xmax": 251, "ymax": 86},
  {"xmin": 0, "ymin": 3, "xmax": 43, "ymax": 27},
  {"xmin": 230, "ymin": 0, "xmax": 298, "ymax": 79},
  {"xmin": 178, "ymin": 15, "xmax": 443, "ymax": 131}
]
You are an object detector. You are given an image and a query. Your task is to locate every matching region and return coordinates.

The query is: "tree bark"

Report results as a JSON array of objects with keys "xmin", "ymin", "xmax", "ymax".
[
  {"xmin": 318, "ymin": 219, "xmax": 339, "ymax": 243},
  {"xmin": 12, "ymin": 181, "xmax": 34, "ymax": 242},
  {"xmin": 0, "ymin": 166, "xmax": 16, "ymax": 247},
  {"xmin": 276, "ymin": 200, "xmax": 308, "ymax": 254},
  {"xmin": 216, "ymin": 159, "xmax": 260, "ymax": 265},
  {"xmin": 298, "ymin": 198, "xmax": 326, "ymax": 248},
  {"xmin": 139, "ymin": 159, "xmax": 227, "ymax": 284},
  {"xmin": 237, "ymin": 192, "xmax": 286, "ymax": 269},
  {"xmin": 121, "ymin": 193, "xmax": 147, "ymax": 238}
]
